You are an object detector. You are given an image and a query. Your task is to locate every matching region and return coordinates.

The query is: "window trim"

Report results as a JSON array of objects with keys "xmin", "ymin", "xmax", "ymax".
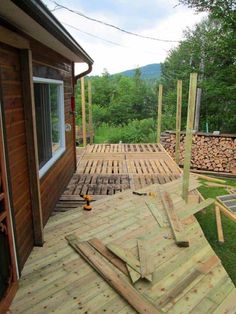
[{"xmin": 33, "ymin": 77, "xmax": 65, "ymax": 179}]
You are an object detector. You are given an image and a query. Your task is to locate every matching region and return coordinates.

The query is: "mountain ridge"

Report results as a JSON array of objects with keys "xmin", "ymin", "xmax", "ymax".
[{"xmin": 115, "ymin": 63, "xmax": 161, "ymax": 80}]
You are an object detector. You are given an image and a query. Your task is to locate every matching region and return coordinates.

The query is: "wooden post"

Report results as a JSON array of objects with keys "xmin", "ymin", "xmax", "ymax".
[
  {"xmin": 81, "ymin": 77, "xmax": 87, "ymax": 147},
  {"xmin": 182, "ymin": 73, "xmax": 198, "ymax": 202},
  {"xmin": 156, "ymin": 84, "xmax": 163, "ymax": 144},
  {"xmin": 20, "ymin": 50, "xmax": 44, "ymax": 245},
  {"xmin": 194, "ymin": 88, "xmax": 202, "ymax": 131},
  {"xmin": 175, "ymin": 80, "xmax": 182, "ymax": 164},
  {"xmin": 88, "ymin": 80, "xmax": 93, "ymax": 144}
]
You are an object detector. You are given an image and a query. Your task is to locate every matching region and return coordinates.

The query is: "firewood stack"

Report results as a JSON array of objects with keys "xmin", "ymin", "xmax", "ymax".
[{"xmin": 162, "ymin": 132, "xmax": 236, "ymax": 174}]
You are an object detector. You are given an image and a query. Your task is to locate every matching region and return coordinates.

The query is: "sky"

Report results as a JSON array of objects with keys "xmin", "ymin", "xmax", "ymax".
[{"xmin": 42, "ymin": 0, "xmax": 206, "ymax": 76}]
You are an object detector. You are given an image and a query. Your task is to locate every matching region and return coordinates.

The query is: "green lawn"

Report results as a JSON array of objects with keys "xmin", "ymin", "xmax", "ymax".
[{"xmin": 196, "ymin": 178, "xmax": 236, "ymax": 285}]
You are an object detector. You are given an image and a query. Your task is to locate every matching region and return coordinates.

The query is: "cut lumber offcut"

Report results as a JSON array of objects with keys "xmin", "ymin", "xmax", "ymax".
[
  {"xmin": 192, "ymin": 173, "xmax": 226, "ymax": 184},
  {"xmin": 106, "ymin": 243, "xmax": 141, "ymax": 273},
  {"xmin": 106, "ymin": 243, "xmax": 153, "ymax": 282},
  {"xmin": 160, "ymin": 191, "xmax": 189, "ymax": 247},
  {"xmin": 66, "ymin": 234, "xmax": 160, "ymax": 314},
  {"xmin": 204, "ymin": 182, "xmax": 233, "ymax": 189},
  {"xmin": 215, "ymin": 205, "xmax": 224, "ymax": 244},
  {"xmin": 126, "ymin": 264, "xmax": 141, "ymax": 284},
  {"xmin": 178, "ymin": 198, "xmax": 215, "ymax": 220},
  {"xmin": 88, "ymin": 238, "xmax": 129, "ymax": 276},
  {"xmin": 145, "ymin": 201, "xmax": 166, "ymax": 227},
  {"xmin": 216, "ymin": 201, "xmax": 236, "ymax": 223},
  {"xmin": 137, "ymin": 239, "xmax": 154, "ymax": 279}
]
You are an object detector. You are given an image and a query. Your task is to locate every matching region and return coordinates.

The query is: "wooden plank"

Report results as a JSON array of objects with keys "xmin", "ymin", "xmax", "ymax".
[
  {"xmin": 212, "ymin": 289, "xmax": 236, "ymax": 314},
  {"xmin": 216, "ymin": 201, "xmax": 236, "ymax": 223},
  {"xmin": 193, "ymin": 173, "xmax": 226, "ymax": 184},
  {"xmin": 126, "ymin": 264, "xmax": 141, "ymax": 284},
  {"xmin": 88, "ymin": 238, "xmax": 129, "ymax": 276},
  {"xmin": 178, "ymin": 198, "xmax": 215, "ymax": 220},
  {"xmin": 145, "ymin": 201, "xmax": 166, "ymax": 227},
  {"xmin": 157, "ymin": 255, "xmax": 220, "ymax": 310},
  {"xmin": 160, "ymin": 191, "xmax": 189, "ymax": 247},
  {"xmin": 182, "ymin": 73, "xmax": 198, "ymax": 202},
  {"xmin": 106, "ymin": 243, "xmax": 141, "ymax": 274},
  {"xmin": 156, "ymin": 84, "xmax": 163, "ymax": 144},
  {"xmin": 215, "ymin": 205, "xmax": 224, "ymax": 243},
  {"xmin": 80, "ymin": 77, "xmax": 87, "ymax": 147},
  {"xmin": 137, "ymin": 239, "xmax": 154, "ymax": 279},
  {"xmin": 175, "ymin": 80, "xmax": 182, "ymax": 164},
  {"xmin": 66, "ymin": 234, "xmax": 160, "ymax": 314},
  {"xmin": 20, "ymin": 49, "xmax": 43, "ymax": 246}
]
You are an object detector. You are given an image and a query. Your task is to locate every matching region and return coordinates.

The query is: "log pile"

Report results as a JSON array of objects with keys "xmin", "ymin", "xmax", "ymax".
[{"xmin": 162, "ymin": 132, "xmax": 236, "ymax": 174}]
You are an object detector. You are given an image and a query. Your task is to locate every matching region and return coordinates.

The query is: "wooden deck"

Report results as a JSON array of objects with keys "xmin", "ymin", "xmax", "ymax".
[
  {"xmin": 64, "ymin": 144, "xmax": 182, "ymax": 197},
  {"xmin": 10, "ymin": 176, "xmax": 236, "ymax": 313}
]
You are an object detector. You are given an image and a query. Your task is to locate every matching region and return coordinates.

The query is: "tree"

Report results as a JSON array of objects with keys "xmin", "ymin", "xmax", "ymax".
[
  {"xmin": 161, "ymin": 17, "xmax": 236, "ymax": 133},
  {"xmin": 178, "ymin": 0, "xmax": 236, "ymax": 29}
]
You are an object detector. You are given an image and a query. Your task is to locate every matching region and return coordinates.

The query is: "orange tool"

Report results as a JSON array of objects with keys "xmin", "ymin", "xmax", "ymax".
[{"xmin": 80, "ymin": 194, "xmax": 92, "ymax": 211}]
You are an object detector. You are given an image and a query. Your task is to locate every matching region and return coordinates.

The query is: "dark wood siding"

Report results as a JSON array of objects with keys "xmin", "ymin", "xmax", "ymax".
[
  {"xmin": 0, "ymin": 43, "xmax": 34, "ymax": 270},
  {"xmin": 31, "ymin": 40, "xmax": 75, "ymax": 225}
]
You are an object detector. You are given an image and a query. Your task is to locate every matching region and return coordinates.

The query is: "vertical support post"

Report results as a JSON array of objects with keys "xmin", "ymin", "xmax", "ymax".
[
  {"xmin": 20, "ymin": 49, "xmax": 44, "ymax": 245},
  {"xmin": 182, "ymin": 73, "xmax": 198, "ymax": 202},
  {"xmin": 156, "ymin": 84, "xmax": 163, "ymax": 144},
  {"xmin": 194, "ymin": 88, "xmax": 202, "ymax": 131},
  {"xmin": 81, "ymin": 77, "xmax": 87, "ymax": 147},
  {"xmin": 88, "ymin": 80, "xmax": 93, "ymax": 144},
  {"xmin": 175, "ymin": 80, "xmax": 182, "ymax": 164}
]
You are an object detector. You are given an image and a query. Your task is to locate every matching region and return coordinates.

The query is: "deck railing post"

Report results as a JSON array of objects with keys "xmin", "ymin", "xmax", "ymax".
[
  {"xmin": 156, "ymin": 84, "xmax": 163, "ymax": 144},
  {"xmin": 182, "ymin": 73, "xmax": 198, "ymax": 202},
  {"xmin": 175, "ymin": 80, "xmax": 182, "ymax": 164},
  {"xmin": 81, "ymin": 77, "xmax": 87, "ymax": 147},
  {"xmin": 88, "ymin": 80, "xmax": 93, "ymax": 144}
]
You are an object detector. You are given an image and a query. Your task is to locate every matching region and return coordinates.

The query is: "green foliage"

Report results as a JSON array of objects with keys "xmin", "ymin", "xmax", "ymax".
[
  {"xmin": 94, "ymin": 119, "xmax": 156, "ymax": 144},
  {"xmin": 178, "ymin": 0, "xmax": 236, "ymax": 29},
  {"xmin": 76, "ymin": 68, "xmax": 159, "ymax": 130},
  {"xmin": 161, "ymin": 17, "xmax": 236, "ymax": 133}
]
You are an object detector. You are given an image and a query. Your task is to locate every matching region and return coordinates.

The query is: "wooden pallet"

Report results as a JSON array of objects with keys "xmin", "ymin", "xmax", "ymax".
[{"xmin": 65, "ymin": 144, "xmax": 182, "ymax": 198}]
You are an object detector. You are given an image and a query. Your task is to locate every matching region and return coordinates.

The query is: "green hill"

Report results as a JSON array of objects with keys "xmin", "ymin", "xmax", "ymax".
[{"xmin": 116, "ymin": 63, "xmax": 161, "ymax": 80}]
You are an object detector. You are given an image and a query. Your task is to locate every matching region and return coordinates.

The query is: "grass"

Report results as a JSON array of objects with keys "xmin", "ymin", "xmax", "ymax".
[{"xmin": 196, "ymin": 177, "xmax": 236, "ymax": 285}]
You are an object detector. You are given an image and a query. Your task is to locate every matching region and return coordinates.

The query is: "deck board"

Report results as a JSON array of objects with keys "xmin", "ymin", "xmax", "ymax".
[{"xmin": 10, "ymin": 175, "xmax": 236, "ymax": 313}]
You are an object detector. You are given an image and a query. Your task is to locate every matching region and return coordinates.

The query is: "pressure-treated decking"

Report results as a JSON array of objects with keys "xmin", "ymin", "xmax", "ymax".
[
  {"xmin": 10, "ymin": 176, "xmax": 236, "ymax": 313},
  {"xmin": 64, "ymin": 144, "xmax": 182, "ymax": 197}
]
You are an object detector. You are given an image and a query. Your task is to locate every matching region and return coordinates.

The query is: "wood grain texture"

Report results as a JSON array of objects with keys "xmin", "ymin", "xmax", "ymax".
[
  {"xmin": 0, "ymin": 43, "xmax": 34, "ymax": 270},
  {"xmin": 66, "ymin": 235, "xmax": 160, "ymax": 314}
]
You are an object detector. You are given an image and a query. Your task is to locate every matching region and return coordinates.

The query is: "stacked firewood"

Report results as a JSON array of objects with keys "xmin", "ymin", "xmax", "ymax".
[{"xmin": 162, "ymin": 132, "xmax": 236, "ymax": 174}]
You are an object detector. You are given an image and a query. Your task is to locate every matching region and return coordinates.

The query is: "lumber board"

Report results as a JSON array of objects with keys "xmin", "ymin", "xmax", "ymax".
[
  {"xmin": 215, "ymin": 205, "xmax": 224, "ymax": 243},
  {"xmin": 137, "ymin": 239, "xmax": 154, "ymax": 279},
  {"xmin": 160, "ymin": 191, "xmax": 189, "ymax": 247},
  {"xmin": 193, "ymin": 173, "xmax": 226, "ymax": 184},
  {"xmin": 126, "ymin": 264, "xmax": 141, "ymax": 284},
  {"xmin": 178, "ymin": 198, "xmax": 215, "ymax": 220},
  {"xmin": 88, "ymin": 238, "xmax": 129, "ymax": 276},
  {"xmin": 216, "ymin": 201, "xmax": 236, "ymax": 223},
  {"xmin": 145, "ymin": 201, "xmax": 166, "ymax": 227},
  {"xmin": 106, "ymin": 243, "xmax": 141, "ymax": 274},
  {"xmin": 66, "ymin": 234, "xmax": 160, "ymax": 314}
]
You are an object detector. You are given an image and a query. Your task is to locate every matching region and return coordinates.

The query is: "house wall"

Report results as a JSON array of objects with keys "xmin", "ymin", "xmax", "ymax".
[
  {"xmin": 30, "ymin": 40, "xmax": 76, "ymax": 225},
  {"xmin": 0, "ymin": 37, "xmax": 76, "ymax": 271},
  {"xmin": 0, "ymin": 43, "xmax": 34, "ymax": 270}
]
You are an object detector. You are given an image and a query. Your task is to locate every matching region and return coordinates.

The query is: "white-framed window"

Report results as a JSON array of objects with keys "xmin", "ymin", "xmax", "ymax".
[{"xmin": 33, "ymin": 77, "xmax": 65, "ymax": 178}]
